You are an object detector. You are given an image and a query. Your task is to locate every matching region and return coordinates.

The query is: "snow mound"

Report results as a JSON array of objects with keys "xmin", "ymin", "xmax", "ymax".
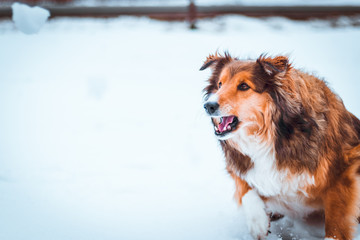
[{"xmin": 11, "ymin": 2, "xmax": 50, "ymax": 34}]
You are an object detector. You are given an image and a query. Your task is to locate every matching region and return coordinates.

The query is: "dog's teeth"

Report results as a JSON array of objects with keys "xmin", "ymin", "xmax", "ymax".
[
  {"xmin": 227, "ymin": 125, "xmax": 231, "ymax": 130},
  {"xmin": 214, "ymin": 126, "xmax": 218, "ymax": 131},
  {"xmin": 220, "ymin": 117, "xmax": 223, "ymax": 124}
]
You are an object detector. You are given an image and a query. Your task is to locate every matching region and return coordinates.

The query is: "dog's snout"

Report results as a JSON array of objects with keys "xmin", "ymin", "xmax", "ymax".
[{"xmin": 204, "ymin": 102, "xmax": 219, "ymax": 115}]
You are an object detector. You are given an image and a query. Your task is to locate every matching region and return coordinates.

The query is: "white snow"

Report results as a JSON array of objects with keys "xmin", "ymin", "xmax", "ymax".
[
  {"xmin": 11, "ymin": 2, "xmax": 50, "ymax": 34},
  {"xmin": 0, "ymin": 15, "xmax": 359, "ymax": 240}
]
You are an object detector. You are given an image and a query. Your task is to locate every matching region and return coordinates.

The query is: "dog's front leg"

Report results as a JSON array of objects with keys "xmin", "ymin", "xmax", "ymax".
[
  {"xmin": 242, "ymin": 189, "xmax": 270, "ymax": 240},
  {"xmin": 323, "ymin": 163, "xmax": 360, "ymax": 240},
  {"xmin": 323, "ymin": 186, "xmax": 358, "ymax": 240}
]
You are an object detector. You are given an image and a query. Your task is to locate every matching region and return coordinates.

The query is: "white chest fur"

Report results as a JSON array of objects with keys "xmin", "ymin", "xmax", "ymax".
[
  {"xmin": 229, "ymin": 125, "xmax": 316, "ymax": 213},
  {"xmin": 242, "ymin": 151, "xmax": 314, "ymax": 198}
]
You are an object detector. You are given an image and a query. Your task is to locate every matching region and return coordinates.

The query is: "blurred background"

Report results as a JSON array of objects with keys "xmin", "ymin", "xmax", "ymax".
[
  {"xmin": 0, "ymin": 1, "xmax": 360, "ymax": 240},
  {"xmin": 2, "ymin": 0, "xmax": 360, "ymax": 24}
]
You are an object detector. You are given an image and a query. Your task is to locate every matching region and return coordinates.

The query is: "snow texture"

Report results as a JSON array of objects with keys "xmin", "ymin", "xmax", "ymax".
[
  {"xmin": 0, "ymin": 15, "xmax": 359, "ymax": 240},
  {"xmin": 11, "ymin": 2, "xmax": 50, "ymax": 34}
]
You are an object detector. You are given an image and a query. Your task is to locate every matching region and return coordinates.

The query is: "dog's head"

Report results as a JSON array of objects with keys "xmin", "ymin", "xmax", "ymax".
[{"xmin": 201, "ymin": 52, "xmax": 290, "ymax": 141}]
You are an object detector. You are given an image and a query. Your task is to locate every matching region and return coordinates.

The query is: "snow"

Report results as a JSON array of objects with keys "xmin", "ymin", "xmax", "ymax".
[
  {"xmin": 0, "ymin": 15, "xmax": 360, "ymax": 240},
  {"xmin": 11, "ymin": 2, "xmax": 50, "ymax": 34}
]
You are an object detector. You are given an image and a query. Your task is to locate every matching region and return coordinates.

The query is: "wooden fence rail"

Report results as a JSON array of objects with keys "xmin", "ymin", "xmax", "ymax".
[{"xmin": 1, "ymin": 4, "xmax": 360, "ymax": 21}]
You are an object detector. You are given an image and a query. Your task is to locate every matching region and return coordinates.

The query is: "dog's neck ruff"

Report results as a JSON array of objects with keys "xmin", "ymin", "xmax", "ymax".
[{"xmin": 228, "ymin": 123, "xmax": 315, "ymax": 198}]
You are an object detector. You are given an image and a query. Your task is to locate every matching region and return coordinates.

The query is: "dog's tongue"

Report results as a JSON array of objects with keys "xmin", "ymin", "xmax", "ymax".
[{"xmin": 219, "ymin": 116, "xmax": 234, "ymax": 132}]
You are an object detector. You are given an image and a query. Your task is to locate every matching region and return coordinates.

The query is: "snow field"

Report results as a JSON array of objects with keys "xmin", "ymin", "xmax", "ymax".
[{"xmin": 0, "ymin": 15, "xmax": 359, "ymax": 239}]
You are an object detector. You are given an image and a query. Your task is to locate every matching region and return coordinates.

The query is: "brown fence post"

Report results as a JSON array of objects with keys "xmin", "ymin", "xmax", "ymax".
[{"xmin": 188, "ymin": 0, "xmax": 197, "ymax": 29}]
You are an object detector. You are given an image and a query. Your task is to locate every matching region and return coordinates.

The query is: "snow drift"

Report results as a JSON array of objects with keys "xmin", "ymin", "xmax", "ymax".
[{"xmin": 12, "ymin": 2, "xmax": 50, "ymax": 34}]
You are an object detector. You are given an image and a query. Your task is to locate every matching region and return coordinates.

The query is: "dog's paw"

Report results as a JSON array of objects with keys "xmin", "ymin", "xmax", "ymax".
[
  {"xmin": 242, "ymin": 190, "xmax": 270, "ymax": 240},
  {"xmin": 246, "ymin": 207, "xmax": 270, "ymax": 239}
]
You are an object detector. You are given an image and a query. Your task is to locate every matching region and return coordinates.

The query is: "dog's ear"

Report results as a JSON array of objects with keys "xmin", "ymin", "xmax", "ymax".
[
  {"xmin": 200, "ymin": 52, "xmax": 233, "ymax": 71},
  {"xmin": 201, "ymin": 52, "xmax": 233, "ymax": 98},
  {"xmin": 256, "ymin": 55, "xmax": 290, "ymax": 77}
]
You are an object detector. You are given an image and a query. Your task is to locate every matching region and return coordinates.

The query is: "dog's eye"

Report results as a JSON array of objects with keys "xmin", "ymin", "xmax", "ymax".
[
  {"xmin": 238, "ymin": 83, "xmax": 250, "ymax": 91},
  {"xmin": 218, "ymin": 82, "xmax": 222, "ymax": 89}
]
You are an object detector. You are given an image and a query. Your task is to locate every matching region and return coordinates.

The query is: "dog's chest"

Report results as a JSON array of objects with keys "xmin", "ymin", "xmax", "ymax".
[
  {"xmin": 241, "ymin": 155, "xmax": 314, "ymax": 197},
  {"xmin": 239, "ymin": 149, "xmax": 317, "ymax": 216},
  {"xmin": 229, "ymin": 135, "xmax": 315, "ymax": 198}
]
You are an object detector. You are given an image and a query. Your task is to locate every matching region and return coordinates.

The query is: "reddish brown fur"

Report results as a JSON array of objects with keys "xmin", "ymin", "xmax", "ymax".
[
  {"xmin": 228, "ymin": 168, "xmax": 251, "ymax": 205},
  {"xmin": 201, "ymin": 52, "xmax": 360, "ymax": 239}
]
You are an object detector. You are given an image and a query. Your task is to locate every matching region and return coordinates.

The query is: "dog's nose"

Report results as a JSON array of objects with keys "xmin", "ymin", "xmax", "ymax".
[{"xmin": 204, "ymin": 102, "xmax": 219, "ymax": 115}]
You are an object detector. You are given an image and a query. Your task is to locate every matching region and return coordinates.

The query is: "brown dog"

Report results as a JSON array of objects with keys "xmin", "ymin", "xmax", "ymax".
[{"xmin": 201, "ymin": 52, "xmax": 360, "ymax": 240}]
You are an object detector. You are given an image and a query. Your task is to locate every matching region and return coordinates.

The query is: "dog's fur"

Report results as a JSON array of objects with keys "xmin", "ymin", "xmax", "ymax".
[{"xmin": 201, "ymin": 52, "xmax": 360, "ymax": 240}]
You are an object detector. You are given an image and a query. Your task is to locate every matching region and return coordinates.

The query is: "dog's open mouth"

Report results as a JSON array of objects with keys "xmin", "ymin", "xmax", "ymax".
[{"xmin": 213, "ymin": 115, "xmax": 239, "ymax": 136}]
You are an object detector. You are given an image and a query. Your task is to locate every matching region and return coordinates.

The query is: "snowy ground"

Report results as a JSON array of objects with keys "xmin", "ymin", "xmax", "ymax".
[{"xmin": 0, "ymin": 15, "xmax": 360, "ymax": 240}]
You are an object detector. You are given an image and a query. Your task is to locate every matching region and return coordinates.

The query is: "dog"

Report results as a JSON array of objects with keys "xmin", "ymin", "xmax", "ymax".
[{"xmin": 200, "ymin": 52, "xmax": 360, "ymax": 240}]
